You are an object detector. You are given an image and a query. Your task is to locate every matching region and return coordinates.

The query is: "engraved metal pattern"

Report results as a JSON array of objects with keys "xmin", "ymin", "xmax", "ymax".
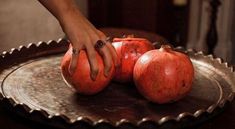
[{"xmin": 0, "ymin": 39, "xmax": 234, "ymax": 129}]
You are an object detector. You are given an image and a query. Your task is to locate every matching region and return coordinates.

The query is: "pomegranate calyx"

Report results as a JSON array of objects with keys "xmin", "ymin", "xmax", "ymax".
[
  {"xmin": 123, "ymin": 34, "xmax": 135, "ymax": 38},
  {"xmin": 159, "ymin": 45, "xmax": 172, "ymax": 52}
]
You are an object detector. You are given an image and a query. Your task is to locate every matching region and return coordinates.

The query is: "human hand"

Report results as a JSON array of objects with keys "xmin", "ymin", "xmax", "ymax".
[
  {"xmin": 60, "ymin": 9, "xmax": 119, "ymax": 80},
  {"xmin": 39, "ymin": 0, "xmax": 119, "ymax": 80}
]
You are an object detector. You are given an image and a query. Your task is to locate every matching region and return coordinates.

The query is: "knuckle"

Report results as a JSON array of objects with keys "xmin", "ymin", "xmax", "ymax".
[
  {"xmin": 100, "ymin": 35, "xmax": 106, "ymax": 40},
  {"xmin": 90, "ymin": 52, "xmax": 97, "ymax": 60},
  {"xmin": 97, "ymin": 30, "xmax": 106, "ymax": 39}
]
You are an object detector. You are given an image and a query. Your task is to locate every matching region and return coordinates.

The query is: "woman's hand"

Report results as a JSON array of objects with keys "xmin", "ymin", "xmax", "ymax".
[
  {"xmin": 61, "ymin": 9, "xmax": 119, "ymax": 80},
  {"xmin": 39, "ymin": 0, "xmax": 119, "ymax": 80}
]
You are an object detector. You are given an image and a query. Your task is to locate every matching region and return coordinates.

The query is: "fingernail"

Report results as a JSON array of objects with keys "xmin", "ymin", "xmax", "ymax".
[
  {"xmin": 91, "ymin": 73, "xmax": 95, "ymax": 81},
  {"xmin": 104, "ymin": 68, "xmax": 111, "ymax": 77},
  {"xmin": 68, "ymin": 67, "xmax": 75, "ymax": 75},
  {"xmin": 91, "ymin": 72, "xmax": 98, "ymax": 81},
  {"xmin": 115, "ymin": 60, "xmax": 120, "ymax": 68},
  {"xmin": 104, "ymin": 71, "xmax": 108, "ymax": 77},
  {"xmin": 115, "ymin": 59, "xmax": 121, "ymax": 68}
]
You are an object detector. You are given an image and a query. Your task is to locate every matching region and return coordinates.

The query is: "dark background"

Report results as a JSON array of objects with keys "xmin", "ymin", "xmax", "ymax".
[
  {"xmin": 0, "ymin": 0, "xmax": 235, "ymax": 129},
  {"xmin": 88, "ymin": 0, "xmax": 189, "ymax": 47}
]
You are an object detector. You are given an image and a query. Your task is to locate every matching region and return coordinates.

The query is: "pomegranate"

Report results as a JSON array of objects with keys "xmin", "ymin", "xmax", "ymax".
[
  {"xmin": 61, "ymin": 47, "xmax": 115, "ymax": 95},
  {"xmin": 112, "ymin": 35, "xmax": 154, "ymax": 83},
  {"xmin": 133, "ymin": 45, "xmax": 194, "ymax": 104}
]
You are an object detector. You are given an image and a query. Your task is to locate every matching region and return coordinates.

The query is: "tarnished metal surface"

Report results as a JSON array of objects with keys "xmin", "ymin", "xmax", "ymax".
[{"xmin": 0, "ymin": 39, "xmax": 234, "ymax": 129}]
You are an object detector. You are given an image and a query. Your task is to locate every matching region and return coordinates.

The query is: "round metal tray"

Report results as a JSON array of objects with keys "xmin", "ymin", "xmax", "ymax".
[{"xmin": 0, "ymin": 39, "xmax": 234, "ymax": 129}]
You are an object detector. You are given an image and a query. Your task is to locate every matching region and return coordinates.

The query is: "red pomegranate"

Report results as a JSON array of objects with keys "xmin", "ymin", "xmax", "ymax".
[
  {"xmin": 61, "ymin": 47, "xmax": 115, "ymax": 95},
  {"xmin": 133, "ymin": 45, "xmax": 194, "ymax": 104},
  {"xmin": 112, "ymin": 35, "xmax": 154, "ymax": 83}
]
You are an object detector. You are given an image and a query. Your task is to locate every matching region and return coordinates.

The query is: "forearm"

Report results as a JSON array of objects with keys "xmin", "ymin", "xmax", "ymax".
[{"xmin": 39, "ymin": 0, "xmax": 117, "ymax": 80}]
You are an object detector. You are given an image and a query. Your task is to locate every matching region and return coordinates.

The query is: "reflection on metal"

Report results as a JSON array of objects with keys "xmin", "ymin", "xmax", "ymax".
[{"xmin": 0, "ymin": 39, "xmax": 234, "ymax": 129}]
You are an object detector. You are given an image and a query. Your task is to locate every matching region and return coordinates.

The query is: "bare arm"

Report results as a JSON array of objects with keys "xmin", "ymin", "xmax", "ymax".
[{"xmin": 38, "ymin": 0, "xmax": 119, "ymax": 80}]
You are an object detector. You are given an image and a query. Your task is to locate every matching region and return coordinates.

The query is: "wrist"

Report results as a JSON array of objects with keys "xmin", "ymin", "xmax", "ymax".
[{"xmin": 57, "ymin": 4, "xmax": 83, "ymax": 25}]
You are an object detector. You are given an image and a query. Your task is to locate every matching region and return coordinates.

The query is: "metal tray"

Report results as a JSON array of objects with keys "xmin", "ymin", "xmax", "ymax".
[{"xmin": 0, "ymin": 39, "xmax": 234, "ymax": 129}]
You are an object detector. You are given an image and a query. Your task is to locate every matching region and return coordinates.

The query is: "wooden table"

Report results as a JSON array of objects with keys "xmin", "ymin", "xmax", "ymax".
[{"xmin": 0, "ymin": 99, "xmax": 234, "ymax": 129}]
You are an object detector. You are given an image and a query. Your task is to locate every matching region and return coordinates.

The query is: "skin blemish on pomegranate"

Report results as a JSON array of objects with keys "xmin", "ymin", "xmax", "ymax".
[
  {"xmin": 133, "ymin": 45, "xmax": 194, "ymax": 104},
  {"xmin": 112, "ymin": 36, "xmax": 154, "ymax": 83}
]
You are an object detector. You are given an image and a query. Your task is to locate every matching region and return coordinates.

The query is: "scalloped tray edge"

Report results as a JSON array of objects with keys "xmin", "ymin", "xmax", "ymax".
[{"xmin": 0, "ymin": 39, "xmax": 234, "ymax": 128}]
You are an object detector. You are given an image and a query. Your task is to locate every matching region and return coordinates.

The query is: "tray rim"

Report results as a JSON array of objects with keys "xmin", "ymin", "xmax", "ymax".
[{"xmin": 0, "ymin": 38, "xmax": 234, "ymax": 128}]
